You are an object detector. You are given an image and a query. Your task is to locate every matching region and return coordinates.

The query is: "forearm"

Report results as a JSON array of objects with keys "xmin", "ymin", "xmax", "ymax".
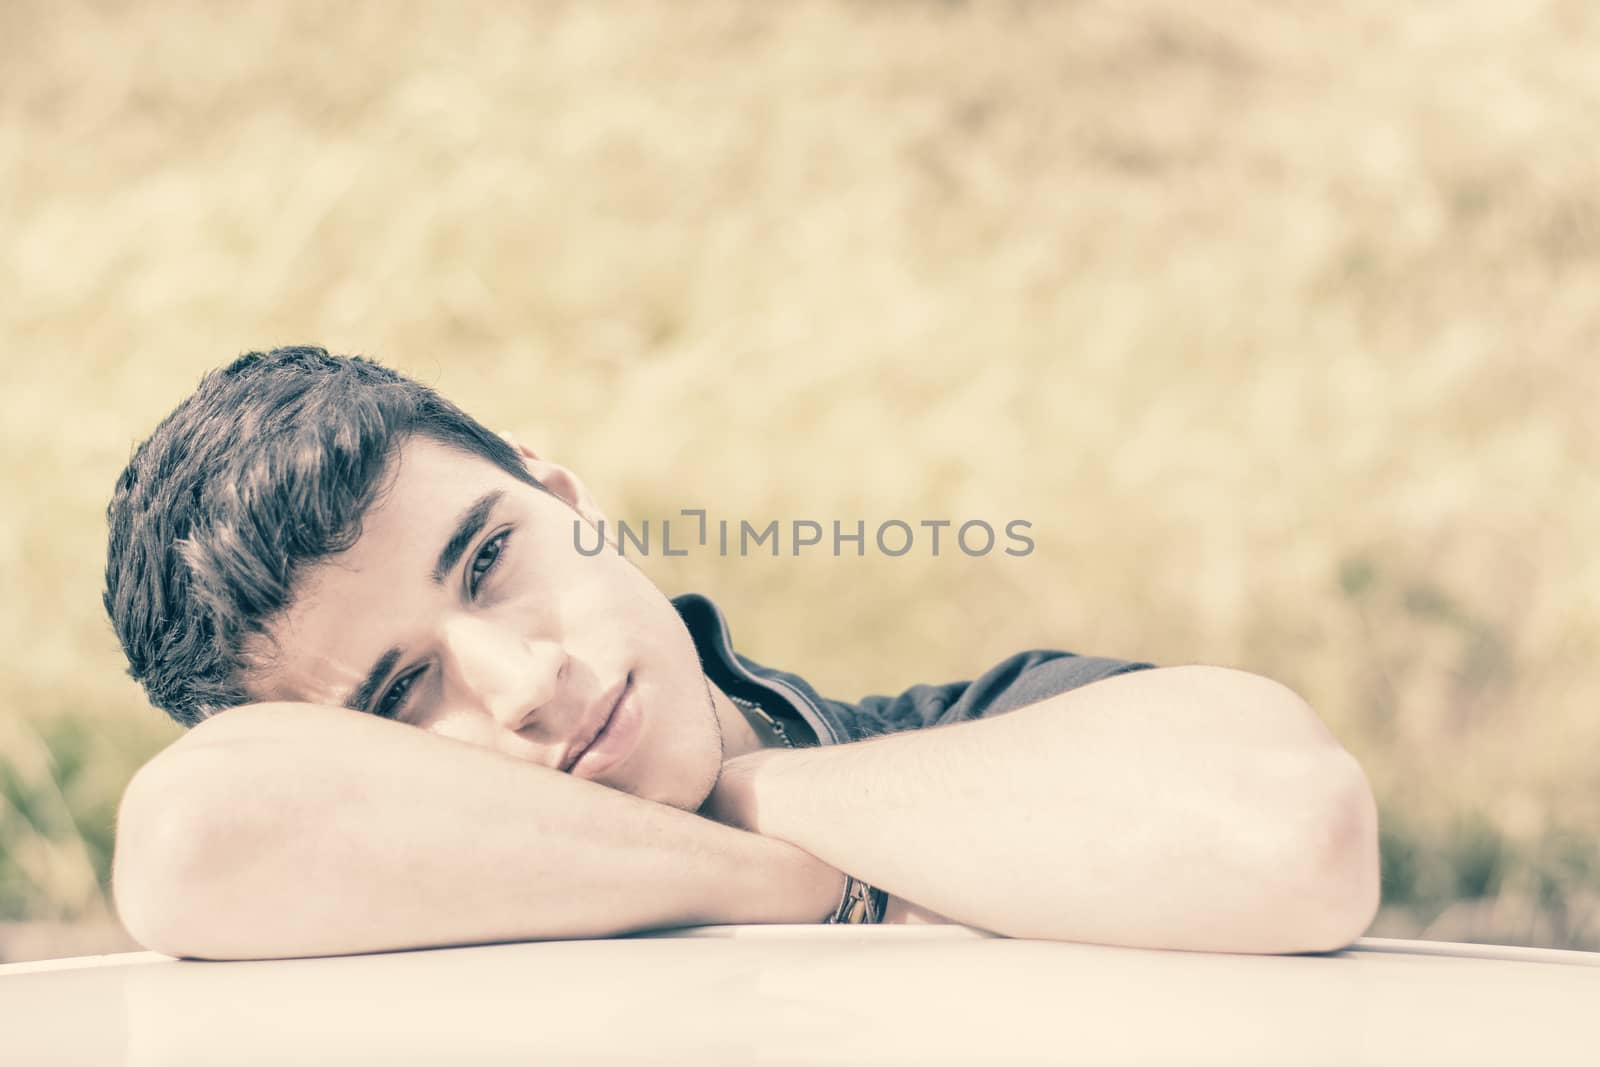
[
  {"xmin": 114, "ymin": 703, "xmax": 843, "ymax": 960},
  {"xmin": 712, "ymin": 666, "xmax": 1379, "ymax": 953}
]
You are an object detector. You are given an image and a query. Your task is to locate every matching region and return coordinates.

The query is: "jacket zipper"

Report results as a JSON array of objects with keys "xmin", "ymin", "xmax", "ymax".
[{"xmin": 699, "ymin": 599, "xmax": 844, "ymax": 747}]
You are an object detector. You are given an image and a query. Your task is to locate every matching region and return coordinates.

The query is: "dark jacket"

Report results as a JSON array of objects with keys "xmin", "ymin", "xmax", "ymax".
[{"xmin": 673, "ymin": 592, "xmax": 1155, "ymax": 748}]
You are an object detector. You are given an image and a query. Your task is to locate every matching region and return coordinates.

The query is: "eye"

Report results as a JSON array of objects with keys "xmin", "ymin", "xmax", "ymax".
[
  {"xmin": 469, "ymin": 529, "xmax": 511, "ymax": 598},
  {"xmin": 375, "ymin": 666, "xmax": 424, "ymax": 720}
]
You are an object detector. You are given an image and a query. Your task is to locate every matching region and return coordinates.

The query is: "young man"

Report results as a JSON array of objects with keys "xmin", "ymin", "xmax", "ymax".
[{"xmin": 104, "ymin": 347, "xmax": 1380, "ymax": 960}]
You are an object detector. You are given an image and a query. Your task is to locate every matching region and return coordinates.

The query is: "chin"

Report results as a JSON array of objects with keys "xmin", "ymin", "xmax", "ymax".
[
  {"xmin": 642, "ymin": 744, "xmax": 722, "ymax": 812},
  {"xmin": 644, "ymin": 723, "xmax": 724, "ymax": 813},
  {"xmin": 620, "ymin": 668, "xmax": 724, "ymax": 810}
]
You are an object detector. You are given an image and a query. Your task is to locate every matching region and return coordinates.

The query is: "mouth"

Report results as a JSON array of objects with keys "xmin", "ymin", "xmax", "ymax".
[{"xmin": 561, "ymin": 674, "xmax": 629, "ymax": 773}]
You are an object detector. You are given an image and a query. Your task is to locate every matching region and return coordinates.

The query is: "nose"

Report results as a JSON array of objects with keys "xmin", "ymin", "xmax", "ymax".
[{"xmin": 438, "ymin": 614, "xmax": 566, "ymax": 733}]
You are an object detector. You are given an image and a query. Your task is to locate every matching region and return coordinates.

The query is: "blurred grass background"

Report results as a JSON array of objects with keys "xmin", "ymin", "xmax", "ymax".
[{"xmin": 2, "ymin": 0, "xmax": 1598, "ymax": 962}]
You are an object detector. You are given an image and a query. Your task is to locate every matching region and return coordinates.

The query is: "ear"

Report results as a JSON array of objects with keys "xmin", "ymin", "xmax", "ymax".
[{"xmin": 499, "ymin": 432, "xmax": 612, "ymax": 535}]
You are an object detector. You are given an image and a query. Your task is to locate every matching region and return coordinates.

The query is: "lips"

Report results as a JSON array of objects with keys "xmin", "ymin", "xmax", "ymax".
[{"xmin": 561, "ymin": 676, "xmax": 628, "ymax": 773}]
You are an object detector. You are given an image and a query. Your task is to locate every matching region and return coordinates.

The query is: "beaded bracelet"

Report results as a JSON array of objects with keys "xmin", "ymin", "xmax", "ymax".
[
  {"xmin": 826, "ymin": 875, "xmax": 888, "ymax": 924},
  {"xmin": 726, "ymin": 694, "xmax": 885, "ymax": 925}
]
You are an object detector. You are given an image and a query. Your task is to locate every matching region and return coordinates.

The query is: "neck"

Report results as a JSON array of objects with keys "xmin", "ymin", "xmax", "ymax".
[{"xmin": 709, "ymin": 683, "xmax": 780, "ymax": 759}]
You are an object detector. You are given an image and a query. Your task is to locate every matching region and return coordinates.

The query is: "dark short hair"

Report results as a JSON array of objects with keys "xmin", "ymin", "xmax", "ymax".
[{"xmin": 104, "ymin": 346, "xmax": 544, "ymax": 727}]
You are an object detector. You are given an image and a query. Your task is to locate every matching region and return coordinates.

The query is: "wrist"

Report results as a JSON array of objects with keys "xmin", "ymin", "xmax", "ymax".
[
  {"xmin": 698, "ymin": 746, "xmax": 793, "ymax": 835},
  {"xmin": 703, "ymin": 829, "xmax": 846, "ymax": 926},
  {"xmin": 825, "ymin": 876, "xmax": 890, "ymax": 925}
]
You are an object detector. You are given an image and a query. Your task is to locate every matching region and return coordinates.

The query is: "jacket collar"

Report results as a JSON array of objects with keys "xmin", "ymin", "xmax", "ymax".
[{"xmin": 670, "ymin": 592, "xmax": 844, "ymax": 747}]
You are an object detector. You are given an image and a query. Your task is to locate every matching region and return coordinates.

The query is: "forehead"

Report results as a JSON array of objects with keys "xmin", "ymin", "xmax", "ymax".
[
  {"xmin": 243, "ymin": 436, "xmax": 515, "ymax": 704},
  {"xmin": 313, "ymin": 435, "xmax": 512, "ymax": 580}
]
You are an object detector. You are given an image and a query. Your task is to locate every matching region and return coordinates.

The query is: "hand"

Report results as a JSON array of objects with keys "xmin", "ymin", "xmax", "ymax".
[
  {"xmin": 698, "ymin": 747, "xmax": 787, "ymax": 833},
  {"xmin": 703, "ymin": 756, "xmax": 952, "ymax": 926},
  {"xmin": 699, "ymin": 750, "xmax": 850, "ymax": 923}
]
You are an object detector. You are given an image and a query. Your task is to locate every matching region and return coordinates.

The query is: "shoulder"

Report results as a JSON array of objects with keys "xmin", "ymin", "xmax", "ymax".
[{"xmin": 839, "ymin": 649, "xmax": 1157, "ymax": 738}]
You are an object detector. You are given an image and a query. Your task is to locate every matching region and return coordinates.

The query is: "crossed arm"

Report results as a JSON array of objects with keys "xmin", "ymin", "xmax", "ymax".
[
  {"xmin": 702, "ymin": 665, "xmax": 1379, "ymax": 952},
  {"xmin": 113, "ymin": 665, "xmax": 1378, "ymax": 960}
]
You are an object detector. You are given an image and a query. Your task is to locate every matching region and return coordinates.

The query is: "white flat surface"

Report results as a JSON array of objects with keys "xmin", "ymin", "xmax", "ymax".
[{"xmin": 1, "ymin": 929, "xmax": 1594, "ymax": 1066}]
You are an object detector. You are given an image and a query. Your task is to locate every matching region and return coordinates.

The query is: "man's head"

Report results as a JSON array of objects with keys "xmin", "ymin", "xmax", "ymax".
[{"xmin": 105, "ymin": 347, "xmax": 741, "ymax": 808}]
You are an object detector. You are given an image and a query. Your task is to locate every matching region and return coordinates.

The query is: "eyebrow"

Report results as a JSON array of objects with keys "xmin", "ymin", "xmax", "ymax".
[
  {"xmin": 340, "ymin": 490, "xmax": 504, "ymax": 713},
  {"xmin": 432, "ymin": 490, "xmax": 504, "ymax": 587},
  {"xmin": 343, "ymin": 646, "xmax": 400, "ymax": 713}
]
